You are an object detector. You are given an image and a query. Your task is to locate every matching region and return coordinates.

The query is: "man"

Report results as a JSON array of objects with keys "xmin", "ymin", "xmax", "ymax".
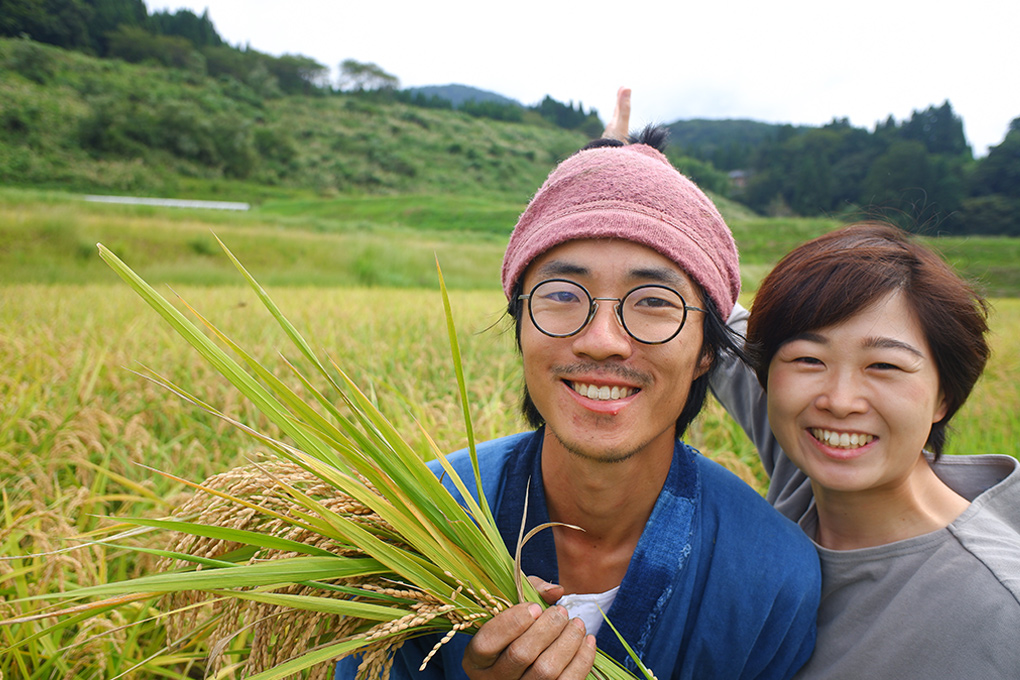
[{"xmin": 340, "ymin": 128, "xmax": 820, "ymax": 680}]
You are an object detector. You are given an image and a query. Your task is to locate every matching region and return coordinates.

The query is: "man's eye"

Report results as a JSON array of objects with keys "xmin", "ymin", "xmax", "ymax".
[
  {"xmin": 544, "ymin": 291, "xmax": 581, "ymax": 304},
  {"xmin": 793, "ymin": 356, "xmax": 822, "ymax": 365},
  {"xmin": 634, "ymin": 295, "xmax": 677, "ymax": 309}
]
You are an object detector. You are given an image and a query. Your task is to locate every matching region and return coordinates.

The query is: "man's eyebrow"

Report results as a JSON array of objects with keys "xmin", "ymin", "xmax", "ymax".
[
  {"xmin": 533, "ymin": 262, "xmax": 693, "ymax": 291},
  {"xmin": 533, "ymin": 261, "xmax": 589, "ymax": 279},
  {"xmin": 629, "ymin": 266, "xmax": 690, "ymax": 290}
]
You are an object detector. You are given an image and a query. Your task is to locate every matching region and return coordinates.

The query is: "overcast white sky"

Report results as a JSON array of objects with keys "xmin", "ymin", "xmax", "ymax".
[{"xmin": 150, "ymin": 0, "xmax": 1019, "ymax": 156}]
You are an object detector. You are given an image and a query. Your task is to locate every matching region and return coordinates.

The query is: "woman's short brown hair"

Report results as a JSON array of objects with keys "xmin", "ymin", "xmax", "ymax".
[{"xmin": 747, "ymin": 222, "xmax": 990, "ymax": 456}]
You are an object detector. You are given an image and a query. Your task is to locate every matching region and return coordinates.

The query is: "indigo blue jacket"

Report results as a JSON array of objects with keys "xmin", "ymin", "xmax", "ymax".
[{"xmin": 337, "ymin": 429, "xmax": 820, "ymax": 680}]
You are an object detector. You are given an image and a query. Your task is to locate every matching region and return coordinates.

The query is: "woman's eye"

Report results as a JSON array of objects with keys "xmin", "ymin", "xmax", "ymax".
[
  {"xmin": 870, "ymin": 362, "xmax": 901, "ymax": 371},
  {"xmin": 793, "ymin": 356, "xmax": 822, "ymax": 365}
]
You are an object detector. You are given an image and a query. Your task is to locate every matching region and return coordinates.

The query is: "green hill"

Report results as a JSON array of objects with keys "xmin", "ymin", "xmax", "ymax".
[
  {"xmin": 3, "ymin": 37, "xmax": 1019, "ymax": 296},
  {"xmin": 406, "ymin": 84, "xmax": 522, "ymax": 108},
  {"xmin": 0, "ymin": 37, "xmax": 590, "ymax": 202}
]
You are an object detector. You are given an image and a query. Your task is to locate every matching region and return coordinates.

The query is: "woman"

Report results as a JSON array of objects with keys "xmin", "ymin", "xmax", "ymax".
[
  {"xmin": 470, "ymin": 91, "xmax": 1019, "ymax": 679},
  {"xmin": 710, "ymin": 222, "xmax": 1020, "ymax": 678}
]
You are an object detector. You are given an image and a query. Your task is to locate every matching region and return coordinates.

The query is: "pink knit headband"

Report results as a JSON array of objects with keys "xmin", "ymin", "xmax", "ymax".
[{"xmin": 501, "ymin": 144, "xmax": 740, "ymax": 317}]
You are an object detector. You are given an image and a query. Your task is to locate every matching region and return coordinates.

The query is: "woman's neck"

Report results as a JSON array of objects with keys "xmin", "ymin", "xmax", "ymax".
[{"xmin": 812, "ymin": 456, "xmax": 971, "ymax": 550}]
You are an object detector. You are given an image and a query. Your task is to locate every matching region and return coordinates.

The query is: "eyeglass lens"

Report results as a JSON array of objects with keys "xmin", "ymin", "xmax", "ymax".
[{"xmin": 527, "ymin": 280, "xmax": 688, "ymax": 344}]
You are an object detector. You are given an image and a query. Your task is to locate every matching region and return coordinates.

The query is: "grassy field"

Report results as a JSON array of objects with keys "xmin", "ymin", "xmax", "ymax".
[
  {"xmin": 0, "ymin": 282, "xmax": 771, "ymax": 678},
  {"xmin": 2, "ymin": 192, "xmax": 1018, "ymax": 677},
  {"xmin": 5, "ymin": 187, "xmax": 1020, "ymax": 296}
]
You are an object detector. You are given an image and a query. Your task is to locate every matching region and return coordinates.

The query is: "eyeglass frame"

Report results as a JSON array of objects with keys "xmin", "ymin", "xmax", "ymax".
[{"xmin": 516, "ymin": 278, "xmax": 708, "ymax": 345}]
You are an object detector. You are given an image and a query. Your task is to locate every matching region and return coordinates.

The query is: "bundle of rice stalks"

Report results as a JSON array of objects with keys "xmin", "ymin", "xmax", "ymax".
[
  {"xmin": 1, "ymin": 240, "xmax": 649, "ymax": 680},
  {"xmin": 157, "ymin": 459, "xmax": 499, "ymax": 680}
]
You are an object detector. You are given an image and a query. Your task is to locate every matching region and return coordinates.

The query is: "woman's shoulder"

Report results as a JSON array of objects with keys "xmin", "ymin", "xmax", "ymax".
[{"xmin": 945, "ymin": 454, "xmax": 1020, "ymax": 603}]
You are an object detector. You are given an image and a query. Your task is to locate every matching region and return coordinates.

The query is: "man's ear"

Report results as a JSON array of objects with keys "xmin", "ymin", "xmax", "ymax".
[{"xmin": 693, "ymin": 348, "xmax": 713, "ymax": 381}]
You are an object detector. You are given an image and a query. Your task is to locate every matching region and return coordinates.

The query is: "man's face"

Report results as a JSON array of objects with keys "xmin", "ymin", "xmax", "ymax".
[{"xmin": 519, "ymin": 239, "xmax": 711, "ymax": 464}]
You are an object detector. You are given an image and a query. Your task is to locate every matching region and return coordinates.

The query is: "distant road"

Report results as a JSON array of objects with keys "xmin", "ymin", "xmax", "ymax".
[{"xmin": 83, "ymin": 195, "xmax": 250, "ymax": 211}]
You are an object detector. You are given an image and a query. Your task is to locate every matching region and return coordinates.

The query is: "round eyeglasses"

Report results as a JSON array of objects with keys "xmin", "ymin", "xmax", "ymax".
[{"xmin": 518, "ymin": 279, "xmax": 707, "ymax": 345}]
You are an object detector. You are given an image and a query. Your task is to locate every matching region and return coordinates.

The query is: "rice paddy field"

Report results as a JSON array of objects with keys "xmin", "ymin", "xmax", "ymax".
[{"xmin": 2, "ymin": 192, "xmax": 1019, "ymax": 678}]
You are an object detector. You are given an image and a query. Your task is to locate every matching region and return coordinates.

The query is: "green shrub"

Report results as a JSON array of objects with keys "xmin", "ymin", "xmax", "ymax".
[
  {"xmin": 6, "ymin": 37, "xmax": 55, "ymax": 84},
  {"xmin": 954, "ymin": 195, "xmax": 1020, "ymax": 236},
  {"xmin": 106, "ymin": 25, "xmax": 204, "ymax": 72}
]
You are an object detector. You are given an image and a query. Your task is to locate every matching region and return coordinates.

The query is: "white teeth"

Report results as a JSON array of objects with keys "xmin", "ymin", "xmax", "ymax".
[
  {"xmin": 811, "ymin": 428, "xmax": 875, "ymax": 449},
  {"xmin": 572, "ymin": 382, "xmax": 635, "ymax": 401}
]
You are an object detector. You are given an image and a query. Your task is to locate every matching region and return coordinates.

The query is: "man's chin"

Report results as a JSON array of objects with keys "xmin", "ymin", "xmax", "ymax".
[{"xmin": 552, "ymin": 431, "xmax": 637, "ymax": 464}]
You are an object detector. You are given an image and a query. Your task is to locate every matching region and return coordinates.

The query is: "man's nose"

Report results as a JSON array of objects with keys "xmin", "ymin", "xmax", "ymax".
[{"xmin": 571, "ymin": 302, "xmax": 632, "ymax": 360}]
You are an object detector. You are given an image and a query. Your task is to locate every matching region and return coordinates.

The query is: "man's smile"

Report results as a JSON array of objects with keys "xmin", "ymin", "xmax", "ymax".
[{"xmin": 568, "ymin": 381, "xmax": 639, "ymax": 401}]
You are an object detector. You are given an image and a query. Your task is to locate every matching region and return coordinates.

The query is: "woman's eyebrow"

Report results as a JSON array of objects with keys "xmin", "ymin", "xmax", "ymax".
[
  {"xmin": 864, "ymin": 336, "xmax": 925, "ymax": 358},
  {"xmin": 785, "ymin": 332, "xmax": 926, "ymax": 359},
  {"xmin": 783, "ymin": 332, "xmax": 828, "ymax": 347}
]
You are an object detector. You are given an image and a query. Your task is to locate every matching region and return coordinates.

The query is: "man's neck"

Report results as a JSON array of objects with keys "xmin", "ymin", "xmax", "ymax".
[{"xmin": 539, "ymin": 428, "xmax": 675, "ymax": 593}]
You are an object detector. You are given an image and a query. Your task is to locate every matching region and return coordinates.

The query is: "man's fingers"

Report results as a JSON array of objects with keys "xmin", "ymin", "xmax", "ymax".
[
  {"xmin": 526, "ymin": 575, "xmax": 564, "ymax": 605},
  {"xmin": 464, "ymin": 603, "xmax": 543, "ymax": 671},
  {"xmin": 492, "ymin": 606, "xmax": 572, "ymax": 676},
  {"xmin": 463, "ymin": 603, "xmax": 595, "ymax": 680},
  {"xmin": 556, "ymin": 634, "xmax": 598, "ymax": 680},
  {"xmin": 469, "ymin": 605, "xmax": 585, "ymax": 680},
  {"xmin": 518, "ymin": 617, "xmax": 591, "ymax": 680}
]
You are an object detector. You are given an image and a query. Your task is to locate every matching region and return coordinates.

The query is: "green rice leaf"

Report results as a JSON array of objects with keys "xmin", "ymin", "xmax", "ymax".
[
  {"xmin": 116, "ymin": 517, "xmax": 339, "ymax": 558},
  {"xmin": 219, "ymin": 591, "xmax": 407, "ymax": 621},
  {"xmin": 436, "ymin": 258, "xmax": 492, "ymax": 526},
  {"xmin": 43, "ymin": 556, "xmax": 387, "ymax": 602}
]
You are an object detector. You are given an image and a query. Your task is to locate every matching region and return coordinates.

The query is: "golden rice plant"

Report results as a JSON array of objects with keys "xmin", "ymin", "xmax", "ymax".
[{"xmin": 2, "ymin": 240, "xmax": 649, "ymax": 680}]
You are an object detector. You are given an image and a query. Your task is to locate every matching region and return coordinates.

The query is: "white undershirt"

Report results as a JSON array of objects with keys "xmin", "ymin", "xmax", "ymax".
[{"xmin": 556, "ymin": 586, "xmax": 620, "ymax": 636}]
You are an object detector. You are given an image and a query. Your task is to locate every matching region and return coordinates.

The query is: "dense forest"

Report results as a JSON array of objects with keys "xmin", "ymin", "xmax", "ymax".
[
  {"xmin": 3, "ymin": 0, "xmax": 1019, "ymax": 235},
  {"xmin": 669, "ymin": 109, "xmax": 1020, "ymax": 236}
]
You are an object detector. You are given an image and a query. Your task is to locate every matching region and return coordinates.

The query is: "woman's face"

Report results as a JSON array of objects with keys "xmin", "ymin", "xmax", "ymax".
[{"xmin": 766, "ymin": 290, "xmax": 948, "ymax": 495}]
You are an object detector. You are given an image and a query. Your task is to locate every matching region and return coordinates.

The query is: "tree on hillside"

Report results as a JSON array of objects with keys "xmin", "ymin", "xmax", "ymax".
[
  {"xmin": 460, "ymin": 99, "xmax": 523, "ymax": 122},
  {"xmin": 971, "ymin": 119, "xmax": 1020, "ymax": 198},
  {"xmin": 84, "ymin": 0, "xmax": 147, "ymax": 54},
  {"xmin": 105, "ymin": 24, "xmax": 202, "ymax": 70},
  {"xmin": 898, "ymin": 101, "xmax": 970, "ymax": 156},
  {"xmin": 533, "ymin": 96, "xmax": 602, "ymax": 137},
  {"xmin": 1, "ymin": 0, "xmax": 217, "ymax": 56},
  {"xmin": 147, "ymin": 7, "xmax": 222, "ymax": 48},
  {"xmin": 0, "ymin": 0, "xmax": 92, "ymax": 50},
  {"xmin": 337, "ymin": 59, "xmax": 400, "ymax": 91},
  {"xmin": 955, "ymin": 117, "xmax": 1020, "ymax": 235},
  {"xmin": 860, "ymin": 139, "xmax": 968, "ymax": 230},
  {"xmin": 267, "ymin": 54, "xmax": 329, "ymax": 95}
]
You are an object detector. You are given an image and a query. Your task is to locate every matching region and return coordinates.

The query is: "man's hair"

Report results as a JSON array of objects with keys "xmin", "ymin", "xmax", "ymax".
[
  {"xmin": 507, "ymin": 279, "xmax": 747, "ymax": 440},
  {"xmin": 746, "ymin": 221, "xmax": 990, "ymax": 457},
  {"xmin": 580, "ymin": 125, "xmax": 670, "ymax": 152}
]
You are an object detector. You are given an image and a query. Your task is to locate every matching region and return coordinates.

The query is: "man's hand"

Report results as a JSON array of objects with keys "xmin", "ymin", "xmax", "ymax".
[
  {"xmin": 462, "ymin": 603, "xmax": 596, "ymax": 680},
  {"xmin": 528, "ymin": 575, "xmax": 564, "ymax": 605},
  {"xmin": 602, "ymin": 87, "xmax": 632, "ymax": 142}
]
